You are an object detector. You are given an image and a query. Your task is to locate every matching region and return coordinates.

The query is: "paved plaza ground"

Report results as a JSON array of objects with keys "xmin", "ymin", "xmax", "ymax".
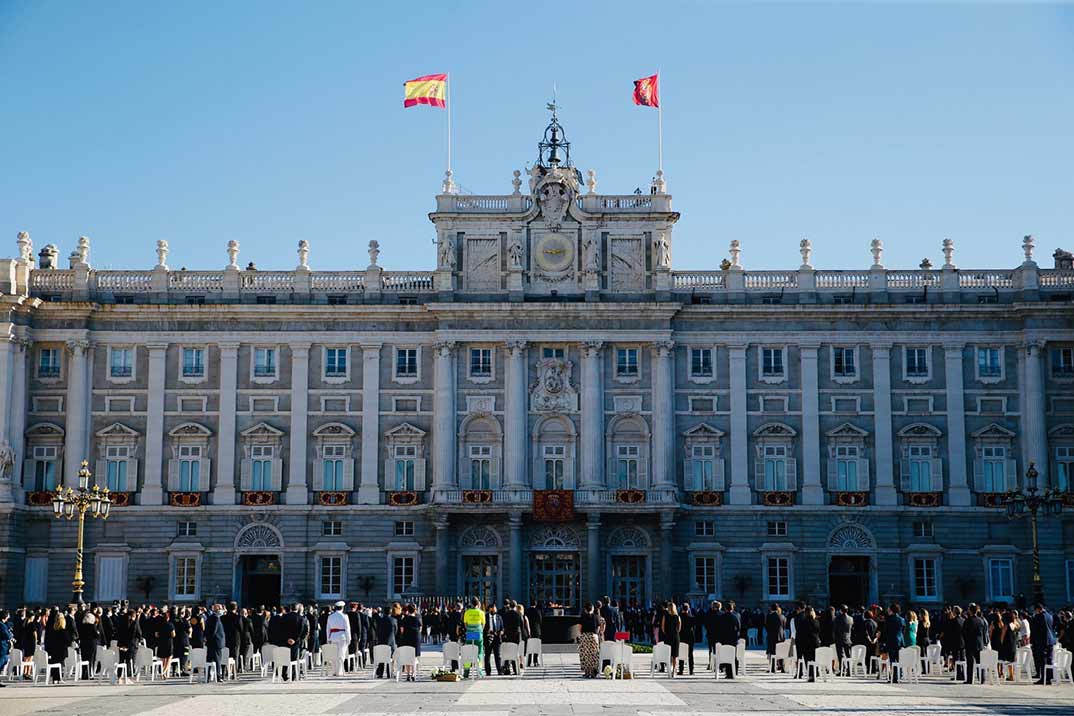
[{"xmin": 1, "ymin": 647, "xmax": 1070, "ymax": 716}]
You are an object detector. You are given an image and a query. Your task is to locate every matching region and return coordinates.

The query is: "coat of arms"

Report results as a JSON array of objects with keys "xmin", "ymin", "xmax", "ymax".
[{"xmin": 530, "ymin": 358, "xmax": 578, "ymax": 412}]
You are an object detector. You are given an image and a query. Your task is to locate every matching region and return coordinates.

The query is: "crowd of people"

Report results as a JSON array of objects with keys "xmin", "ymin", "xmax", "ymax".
[{"xmin": 0, "ymin": 597, "xmax": 1072, "ymax": 685}]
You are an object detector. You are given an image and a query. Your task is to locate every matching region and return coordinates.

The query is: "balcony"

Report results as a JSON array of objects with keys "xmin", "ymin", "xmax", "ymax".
[
  {"xmin": 436, "ymin": 489, "xmax": 531, "ymax": 505},
  {"xmin": 574, "ymin": 488, "xmax": 678, "ymax": 506}
]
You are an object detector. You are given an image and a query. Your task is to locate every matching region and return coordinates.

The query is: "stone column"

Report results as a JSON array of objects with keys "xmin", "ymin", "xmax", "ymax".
[
  {"xmin": 432, "ymin": 341, "xmax": 457, "ymax": 490},
  {"xmin": 63, "ymin": 340, "xmax": 89, "ymax": 488},
  {"xmin": 142, "ymin": 343, "xmax": 168, "ymax": 505},
  {"xmin": 871, "ymin": 344, "xmax": 897, "ymax": 506},
  {"xmin": 503, "ymin": 340, "xmax": 528, "ymax": 489},
  {"xmin": 7, "ymin": 338, "xmax": 29, "ymax": 501},
  {"xmin": 358, "ymin": 344, "xmax": 382, "ymax": 504},
  {"xmin": 944, "ymin": 344, "xmax": 971, "ymax": 506},
  {"xmin": 286, "ymin": 342, "xmax": 311, "ymax": 505},
  {"xmin": 1023, "ymin": 342, "xmax": 1049, "ymax": 487},
  {"xmin": 434, "ymin": 515, "xmax": 450, "ymax": 595},
  {"xmin": 659, "ymin": 513, "xmax": 675, "ymax": 599},
  {"xmin": 800, "ymin": 344, "xmax": 823, "ymax": 505},
  {"xmin": 587, "ymin": 512, "xmax": 601, "ymax": 600},
  {"xmin": 213, "ymin": 342, "xmax": 239, "ymax": 505},
  {"xmin": 580, "ymin": 341, "xmax": 605, "ymax": 489},
  {"xmin": 0, "ymin": 336, "xmax": 13, "ymax": 502},
  {"xmin": 651, "ymin": 340, "xmax": 676, "ymax": 489},
  {"xmin": 508, "ymin": 511, "xmax": 523, "ymax": 601},
  {"xmin": 728, "ymin": 345, "xmax": 751, "ymax": 505}
]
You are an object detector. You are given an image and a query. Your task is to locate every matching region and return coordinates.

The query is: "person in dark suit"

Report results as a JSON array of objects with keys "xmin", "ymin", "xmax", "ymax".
[
  {"xmin": 374, "ymin": 608, "xmax": 397, "ymax": 677},
  {"xmin": 961, "ymin": 603, "xmax": 988, "ymax": 685},
  {"xmin": 714, "ymin": 603, "xmax": 740, "ymax": 678},
  {"xmin": 484, "ymin": 604, "xmax": 504, "ymax": 676},
  {"xmin": 527, "ymin": 602, "xmax": 543, "ymax": 667},
  {"xmin": 765, "ymin": 603, "xmax": 787, "ymax": 672},
  {"xmin": 220, "ymin": 602, "xmax": 243, "ymax": 672},
  {"xmin": 678, "ymin": 603, "xmax": 697, "ymax": 675},
  {"xmin": 832, "ymin": 605, "xmax": 854, "ymax": 669},
  {"xmin": 795, "ymin": 607, "xmax": 821, "ymax": 682},
  {"xmin": 204, "ymin": 605, "xmax": 226, "ymax": 682},
  {"xmin": 600, "ymin": 597, "xmax": 620, "ymax": 641},
  {"xmin": 704, "ymin": 601, "xmax": 721, "ymax": 666},
  {"xmin": 1030, "ymin": 603, "xmax": 1056, "ymax": 684},
  {"xmin": 882, "ymin": 603, "xmax": 906, "ymax": 683}
]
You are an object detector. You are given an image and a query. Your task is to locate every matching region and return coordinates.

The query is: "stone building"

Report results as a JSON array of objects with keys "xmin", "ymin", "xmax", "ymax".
[{"xmin": 1, "ymin": 114, "xmax": 1073, "ymax": 611}]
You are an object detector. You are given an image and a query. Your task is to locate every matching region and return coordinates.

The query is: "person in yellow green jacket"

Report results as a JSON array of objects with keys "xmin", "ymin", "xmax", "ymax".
[{"xmin": 462, "ymin": 597, "xmax": 486, "ymax": 678}]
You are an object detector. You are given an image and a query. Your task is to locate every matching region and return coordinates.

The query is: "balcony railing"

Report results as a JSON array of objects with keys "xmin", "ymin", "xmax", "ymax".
[{"xmin": 437, "ymin": 489, "xmax": 532, "ymax": 504}]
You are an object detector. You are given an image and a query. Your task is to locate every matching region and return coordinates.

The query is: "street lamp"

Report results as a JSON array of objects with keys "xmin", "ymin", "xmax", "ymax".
[
  {"xmin": 1003, "ymin": 462, "xmax": 1064, "ymax": 605},
  {"xmin": 51, "ymin": 460, "xmax": 112, "ymax": 605}
]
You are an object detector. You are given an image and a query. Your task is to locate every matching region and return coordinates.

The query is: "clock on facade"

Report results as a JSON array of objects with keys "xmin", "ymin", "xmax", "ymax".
[{"xmin": 534, "ymin": 234, "xmax": 575, "ymax": 273}]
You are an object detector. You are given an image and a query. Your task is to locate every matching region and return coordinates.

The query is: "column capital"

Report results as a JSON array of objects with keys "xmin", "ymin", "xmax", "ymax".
[
  {"xmin": 659, "ymin": 512, "xmax": 676, "ymax": 531},
  {"xmin": 146, "ymin": 342, "xmax": 169, "ymax": 353},
  {"xmin": 1023, "ymin": 340, "xmax": 1045, "ymax": 356},
  {"xmin": 651, "ymin": 339, "xmax": 675, "ymax": 356},
  {"xmin": 504, "ymin": 339, "xmax": 528, "ymax": 355},
  {"xmin": 289, "ymin": 342, "xmax": 312, "ymax": 357},
  {"xmin": 728, "ymin": 344, "xmax": 748, "ymax": 356},
  {"xmin": 586, "ymin": 511, "xmax": 601, "ymax": 528},
  {"xmin": 870, "ymin": 341, "xmax": 894, "ymax": 353},
  {"xmin": 217, "ymin": 341, "xmax": 241, "ymax": 353},
  {"xmin": 65, "ymin": 339, "xmax": 90, "ymax": 355},
  {"xmin": 433, "ymin": 340, "xmax": 457, "ymax": 357},
  {"xmin": 360, "ymin": 342, "xmax": 383, "ymax": 352},
  {"xmin": 434, "ymin": 515, "xmax": 450, "ymax": 530},
  {"xmin": 798, "ymin": 343, "xmax": 821, "ymax": 355},
  {"xmin": 508, "ymin": 511, "xmax": 523, "ymax": 528},
  {"xmin": 943, "ymin": 343, "xmax": 966, "ymax": 357},
  {"xmin": 580, "ymin": 340, "xmax": 604, "ymax": 358}
]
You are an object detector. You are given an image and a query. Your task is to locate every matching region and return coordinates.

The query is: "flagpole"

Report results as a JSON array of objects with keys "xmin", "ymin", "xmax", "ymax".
[
  {"xmin": 446, "ymin": 72, "xmax": 452, "ymax": 180},
  {"xmin": 657, "ymin": 70, "xmax": 663, "ymax": 175}
]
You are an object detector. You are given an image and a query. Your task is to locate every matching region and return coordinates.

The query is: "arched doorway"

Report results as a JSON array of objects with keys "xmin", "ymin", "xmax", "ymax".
[
  {"xmin": 826, "ymin": 523, "xmax": 879, "ymax": 607},
  {"xmin": 233, "ymin": 523, "xmax": 284, "ymax": 606},
  {"xmin": 528, "ymin": 526, "xmax": 581, "ymax": 612},
  {"xmin": 458, "ymin": 526, "xmax": 503, "ymax": 606},
  {"xmin": 606, "ymin": 526, "xmax": 653, "ymax": 609}
]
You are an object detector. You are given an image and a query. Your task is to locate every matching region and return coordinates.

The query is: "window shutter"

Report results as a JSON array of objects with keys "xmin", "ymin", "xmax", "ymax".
[
  {"xmin": 754, "ymin": 450, "xmax": 766, "ymax": 490},
  {"xmin": 95, "ymin": 460, "xmax": 107, "ymax": 487},
  {"xmin": 785, "ymin": 458, "xmax": 798, "ymax": 491},
  {"xmin": 972, "ymin": 457, "xmax": 984, "ymax": 492},
  {"xmin": 413, "ymin": 459, "xmax": 426, "ymax": 491},
  {"xmin": 562, "ymin": 457, "xmax": 575, "ymax": 490},
  {"xmin": 312, "ymin": 459, "xmax": 324, "ymax": 491},
  {"xmin": 637, "ymin": 451, "xmax": 649, "ymax": 490},
  {"xmin": 858, "ymin": 458, "xmax": 870, "ymax": 491},
  {"xmin": 342, "ymin": 458, "xmax": 355, "ymax": 491},
  {"xmin": 490, "ymin": 456, "xmax": 501, "ymax": 489},
  {"xmin": 714, "ymin": 458, "xmax": 726, "ymax": 491},
  {"xmin": 685, "ymin": 459, "xmax": 700, "ymax": 491},
  {"xmin": 22, "ymin": 459, "xmax": 34, "ymax": 490},
  {"xmin": 1004, "ymin": 458, "xmax": 1018, "ymax": 491},
  {"xmin": 128, "ymin": 459, "xmax": 139, "ymax": 491},
  {"xmin": 200, "ymin": 458, "xmax": 211, "ymax": 492},
  {"xmin": 533, "ymin": 454, "xmax": 548, "ymax": 490},
  {"xmin": 168, "ymin": 459, "xmax": 180, "ymax": 491},
  {"xmin": 240, "ymin": 458, "xmax": 252, "ymax": 491},
  {"xmin": 826, "ymin": 455, "xmax": 838, "ymax": 491},
  {"xmin": 929, "ymin": 458, "xmax": 943, "ymax": 492},
  {"xmin": 384, "ymin": 459, "xmax": 395, "ymax": 490},
  {"xmin": 899, "ymin": 447, "xmax": 911, "ymax": 491},
  {"xmin": 271, "ymin": 458, "xmax": 283, "ymax": 491}
]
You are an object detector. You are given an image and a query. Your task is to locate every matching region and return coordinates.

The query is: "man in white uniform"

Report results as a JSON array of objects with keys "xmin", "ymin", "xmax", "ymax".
[{"xmin": 326, "ymin": 601, "xmax": 352, "ymax": 676}]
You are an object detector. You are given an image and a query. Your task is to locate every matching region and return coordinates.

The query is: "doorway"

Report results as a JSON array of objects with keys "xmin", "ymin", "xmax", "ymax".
[
  {"xmin": 240, "ymin": 554, "xmax": 281, "ymax": 607},
  {"xmin": 610, "ymin": 555, "xmax": 646, "ymax": 608},
  {"xmin": 463, "ymin": 555, "xmax": 499, "ymax": 607},
  {"xmin": 828, "ymin": 556, "xmax": 870, "ymax": 607}
]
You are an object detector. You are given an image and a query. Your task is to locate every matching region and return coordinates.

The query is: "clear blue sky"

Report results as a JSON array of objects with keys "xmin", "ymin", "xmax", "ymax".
[{"xmin": 2, "ymin": 1, "xmax": 1072, "ymax": 271}]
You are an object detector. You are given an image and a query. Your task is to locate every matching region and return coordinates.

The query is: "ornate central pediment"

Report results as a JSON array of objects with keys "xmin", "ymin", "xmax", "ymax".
[{"xmin": 530, "ymin": 358, "xmax": 578, "ymax": 413}]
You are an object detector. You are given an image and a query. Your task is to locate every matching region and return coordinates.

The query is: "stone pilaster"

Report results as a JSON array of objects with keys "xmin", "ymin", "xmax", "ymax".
[
  {"xmin": 587, "ymin": 512, "xmax": 601, "ymax": 600},
  {"xmin": 142, "ymin": 343, "xmax": 168, "ymax": 505},
  {"xmin": 0, "ymin": 335, "xmax": 13, "ymax": 502},
  {"xmin": 580, "ymin": 341, "xmax": 605, "ymax": 489},
  {"xmin": 435, "ymin": 515, "xmax": 450, "ymax": 595},
  {"xmin": 944, "ymin": 344, "xmax": 971, "ymax": 506},
  {"xmin": 358, "ymin": 344, "xmax": 382, "ymax": 504},
  {"xmin": 871, "ymin": 343, "xmax": 897, "ymax": 505},
  {"xmin": 213, "ymin": 342, "xmax": 239, "ymax": 505},
  {"xmin": 800, "ymin": 344, "xmax": 823, "ymax": 505},
  {"xmin": 1023, "ymin": 341, "xmax": 1049, "ymax": 486},
  {"xmin": 503, "ymin": 340, "xmax": 528, "ymax": 489},
  {"xmin": 659, "ymin": 513, "xmax": 675, "ymax": 598},
  {"xmin": 286, "ymin": 342, "xmax": 311, "ymax": 505},
  {"xmin": 432, "ymin": 341, "xmax": 457, "ymax": 490},
  {"xmin": 728, "ymin": 345, "xmax": 751, "ymax": 504},
  {"xmin": 651, "ymin": 340, "xmax": 676, "ymax": 489},
  {"xmin": 63, "ymin": 339, "xmax": 89, "ymax": 488},
  {"xmin": 5, "ymin": 337, "xmax": 29, "ymax": 502},
  {"xmin": 508, "ymin": 511, "xmax": 523, "ymax": 600}
]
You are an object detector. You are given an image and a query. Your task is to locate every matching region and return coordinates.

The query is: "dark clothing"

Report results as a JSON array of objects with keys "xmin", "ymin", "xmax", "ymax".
[
  {"xmin": 765, "ymin": 612, "xmax": 786, "ymax": 654},
  {"xmin": 961, "ymin": 615, "xmax": 988, "ymax": 684},
  {"xmin": 795, "ymin": 615, "xmax": 820, "ymax": 681},
  {"xmin": 397, "ymin": 615, "xmax": 421, "ymax": 652},
  {"xmin": 832, "ymin": 612, "xmax": 853, "ymax": 664},
  {"xmin": 502, "ymin": 609, "xmax": 523, "ymax": 645},
  {"xmin": 204, "ymin": 613, "xmax": 226, "ymax": 681},
  {"xmin": 220, "ymin": 612, "xmax": 243, "ymax": 662},
  {"xmin": 44, "ymin": 625, "xmax": 71, "ymax": 669},
  {"xmin": 678, "ymin": 613, "xmax": 697, "ymax": 674},
  {"xmin": 155, "ymin": 618, "xmax": 175, "ymax": 661},
  {"xmin": 528, "ymin": 609, "xmax": 543, "ymax": 640},
  {"xmin": 600, "ymin": 605, "xmax": 621, "ymax": 641},
  {"xmin": 1030, "ymin": 610, "xmax": 1056, "ymax": 684}
]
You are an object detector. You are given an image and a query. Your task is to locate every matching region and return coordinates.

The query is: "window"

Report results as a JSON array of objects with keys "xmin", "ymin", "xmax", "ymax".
[
  {"xmin": 24, "ymin": 556, "xmax": 47, "ymax": 603},
  {"xmin": 695, "ymin": 556, "xmax": 717, "ymax": 595},
  {"xmin": 38, "ymin": 348, "xmax": 60, "ymax": 378},
  {"xmin": 469, "ymin": 348, "xmax": 492, "ymax": 379},
  {"xmin": 542, "ymin": 346, "xmax": 565, "ymax": 359},
  {"xmin": 833, "ymin": 347, "xmax": 856, "ymax": 379},
  {"xmin": 468, "ymin": 445, "xmax": 492, "ymax": 489},
  {"xmin": 397, "ymin": 296, "xmax": 418, "ymax": 306},
  {"xmin": 324, "ymin": 347, "xmax": 348, "ymax": 378},
  {"xmin": 906, "ymin": 445, "xmax": 934, "ymax": 492},
  {"xmin": 833, "ymin": 445, "xmax": 860, "ymax": 491},
  {"xmin": 394, "ymin": 521, "xmax": 415, "ymax": 537},
  {"xmin": 761, "ymin": 347, "xmax": 784, "ymax": 378},
  {"xmin": 174, "ymin": 556, "xmax": 198, "ymax": 599},
  {"xmin": 178, "ymin": 445, "xmax": 202, "ymax": 491},
  {"xmin": 695, "ymin": 520, "xmax": 715, "ymax": 537},
  {"xmin": 905, "ymin": 347, "xmax": 929, "ymax": 379},
  {"xmin": 322, "ymin": 520, "xmax": 342, "ymax": 536},
  {"xmin": 766, "ymin": 557, "xmax": 790, "ymax": 599},
  {"xmin": 1056, "ymin": 446, "xmax": 1074, "ymax": 492},
  {"xmin": 32, "ymin": 446, "xmax": 59, "ymax": 491},
  {"xmin": 392, "ymin": 556, "xmax": 415, "ymax": 597},
  {"xmin": 763, "ymin": 445, "xmax": 788, "ymax": 490},
  {"xmin": 690, "ymin": 445, "xmax": 717, "ymax": 491},
  {"xmin": 912, "ymin": 557, "xmax": 938, "ymax": 600},
  {"xmin": 616, "ymin": 348, "xmax": 639, "ymax": 378},
  {"xmin": 321, "ymin": 444, "xmax": 346, "ymax": 491},
  {"xmin": 327, "ymin": 294, "xmax": 347, "ymax": 306},
  {"xmin": 320, "ymin": 556, "xmax": 343, "ymax": 597},
  {"xmin": 543, "ymin": 445, "xmax": 566, "ymax": 489},
  {"xmin": 105, "ymin": 445, "xmax": 130, "ymax": 491},
  {"xmin": 395, "ymin": 348, "xmax": 418, "ymax": 378},
  {"xmin": 977, "ymin": 347, "xmax": 1002, "ymax": 380},
  {"xmin": 115, "ymin": 294, "xmax": 135, "ymax": 305},
  {"xmin": 767, "ymin": 521, "xmax": 787, "ymax": 537},
  {"xmin": 977, "ymin": 294, "xmax": 999, "ymax": 305},
  {"xmin": 254, "ymin": 347, "xmax": 277, "ymax": 378},
  {"xmin": 1052, "ymin": 348, "xmax": 1074, "ymax": 376},
  {"xmin": 912, "ymin": 520, "xmax": 933, "ymax": 539},
  {"xmin": 615, "ymin": 445, "xmax": 641, "ymax": 489},
  {"xmin": 173, "ymin": 522, "xmax": 195, "ymax": 538},
  {"xmin": 182, "ymin": 348, "xmax": 205, "ymax": 378},
  {"xmin": 980, "ymin": 446, "xmax": 1007, "ymax": 493},
  {"xmin": 394, "ymin": 445, "xmax": 417, "ymax": 490},
  {"xmin": 833, "ymin": 294, "xmax": 853, "ymax": 305},
  {"xmin": 109, "ymin": 347, "xmax": 133, "ymax": 378},
  {"xmin": 250, "ymin": 445, "xmax": 274, "ymax": 491},
  {"xmin": 761, "ymin": 295, "xmax": 781, "ymax": 305},
  {"xmin": 988, "ymin": 558, "xmax": 1014, "ymax": 602},
  {"xmin": 690, "ymin": 348, "xmax": 713, "ymax": 379},
  {"xmin": 185, "ymin": 295, "xmax": 205, "ymax": 305}
]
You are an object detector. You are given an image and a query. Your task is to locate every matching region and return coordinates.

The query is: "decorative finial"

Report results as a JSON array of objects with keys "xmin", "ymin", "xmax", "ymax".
[
  {"xmin": 1022, "ymin": 234, "xmax": 1035, "ymax": 264},
  {"xmin": 920, "ymin": 258, "xmax": 933, "ymax": 271},
  {"xmin": 942, "ymin": 238, "xmax": 955, "ymax": 269},
  {"xmin": 442, "ymin": 169, "xmax": 456, "ymax": 195},
  {"xmin": 16, "ymin": 231, "xmax": 32, "ymax": 262},
  {"xmin": 226, "ymin": 240, "xmax": 240, "ymax": 268},
  {"xmin": 512, "ymin": 170, "xmax": 522, "ymax": 196},
  {"xmin": 870, "ymin": 238, "xmax": 884, "ymax": 269},
  {"xmin": 367, "ymin": 240, "xmax": 380, "ymax": 267},
  {"xmin": 799, "ymin": 238, "xmax": 812, "ymax": 269},
  {"xmin": 729, "ymin": 239, "xmax": 741, "ymax": 268},
  {"xmin": 156, "ymin": 239, "xmax": 169, "ymax": 269},
  {"xmin": 651, "ymin": 170, "xmax": 666, "ymax": 194},
  {"xmin": 77, "ymin": 236, "xmax": 90, "ymax": 265},
  {"xmin": 586, "ymin": 169, "xmax": 597, "ymax": 195},
  {"xmin": 297, "ymin": 240, "xmax": 310, "ymax": 269}
]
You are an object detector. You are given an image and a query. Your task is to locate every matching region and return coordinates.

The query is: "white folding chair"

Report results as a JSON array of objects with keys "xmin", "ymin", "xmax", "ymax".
[
  {"xmin": 1012, "ymin": 646, "xmax": 1034, "ymax": 682},
  {"xmin": 221, "ymin": 647, "xmax": 237, "ymax": 680},
  {"xmin": 96, "ymin": 649, "xmax": 128, "ymax": 684},
  {"xmin": 271, "ymin": 646, "xmax": 298, "ymax": 682},
  {"xmin": 372, "ymin": 644, "xmax": 393, "ymax": 679},
  {"xmin": 770, "ymin": 640, "xmax": 792, "ymax": 672},
  {"xmin": 923, "ymin": 644, "xmax": 943, "ymax": 675},
  {"xmin": 1043, "ymin": 649, "xmax": 1073, "ymax": 685},
  {"xmin": 525, "ymin": 638, "xmax": 543, "ymax": 667},
  {"xmin": 33, "ymin": 648, "xmax": 63, "ymax": 685},
  {"xmin": 460, "ymin": 643, "xmax": 481, "ymax": 679},
  {"xmin": 650, "ymin": 642, "xmax": 673, "ymax": 678},
  {"xmin": 247, "ymin": 645, "xmax": 262, "ymax": 672},
  {"xmin": 747, "ymin": 628, "xmax": 759, "ymax": 647},
  {"xmin": 65, "ymin": 646, "xmax": 90, "ymax": 681},
  {"xmin": 892, "ymin": 647, "xmax": 920, "ymax": 684},
  {"xmin": 499, "ymin": 642, "xmax": 521, "ymax": 676},
  {"xmin": 320, "ymin": 643, "xmax": 340, "ymax": 676},
  {"xmin": 973, "ymin": 648, "xmax": 999, "ymax": 685},
  {"xmin": 259, "ymin": 645, "xmax": 275, "ymax": 677},
  {"xmin": 841, "ymin": 644, "xmax": 867, "ymax": 677},
  {"xmin": 3, "ymin": 648, "xmax": 23, "ymax": 681},
  {"xmin": 805, "ymin": 646, "xmax": 834, "ymax": 682},
  {"xmin": 714, "ymin": 644, "xmax": 737, "ymax": 679},
  {"xmin": 188, "ymin": 647, "xmax": 217, "ymax": 683},
  {"xmin": 134, "ymin": 648, "xmax": 162, "ymax": 681},
  {"xmin": 394, "ymin": 645, "xmax": 418, "ymax": 681},
  {"xmin": 736, "ymin": 638, "xmax": 747, "ymax": 675}
]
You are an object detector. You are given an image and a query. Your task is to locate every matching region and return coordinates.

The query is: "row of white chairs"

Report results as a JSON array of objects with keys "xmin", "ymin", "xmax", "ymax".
[{"xmin": 440, "ymin": 638, "xmax": 543, "ymax": 679}]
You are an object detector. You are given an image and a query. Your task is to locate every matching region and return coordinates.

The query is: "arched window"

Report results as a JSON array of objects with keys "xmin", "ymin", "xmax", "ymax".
[
  {"xmin": 167, "ymin": 423, "xmax": 212, "ymax": 492},
  {"xmin": 458, "ymin": 414, "xmax": 502, "ymax": 489},
  {"xmin": 753, "ymin": 422, "xmax": 797, "ymax": 492},
  {"xmin": 532, "ymin": 415, "xmax": 577, "ymax": 490},
  {"xmin": 897, "ymin": 423, "xmax": 943, "ymax": 494},
  {"xmin": 95, "ymin": 423, "xmax": 139, "ymax": 492},
  {"xmin": 825, "ymin": 423, "xmax": 869, "ymax": 493},
  {"xmin": 240, "ymin": 422, "xmax": 285, "ymax": 492},
  {"xmin": 312, "ymin": 423, "xmax": 356, "ymax": 492},
  {"xmin": 607, "ymin": 415, "xmax": 650, "ymax": 490},
  {"xmin": 971, "ymin": 423, "xmax": 1017, "ymax": 494},
  {"xmin": 384, "ymin": 423, "xmax": 427, "ymax": 491}
]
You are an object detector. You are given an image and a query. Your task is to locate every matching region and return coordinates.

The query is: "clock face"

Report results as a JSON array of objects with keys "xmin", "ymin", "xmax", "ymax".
[{"xmin": 534, "ymin": 234, "xmax": 575, "ymax": 272}]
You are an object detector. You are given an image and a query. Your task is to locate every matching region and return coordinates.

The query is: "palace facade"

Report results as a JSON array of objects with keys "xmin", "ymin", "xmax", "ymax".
[{"xmin": 1, "ymin": 118, "xmax": 1073, "ymax": 610}]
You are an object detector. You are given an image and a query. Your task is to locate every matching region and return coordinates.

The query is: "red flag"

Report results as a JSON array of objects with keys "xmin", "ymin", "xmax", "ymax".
[{"xmin": 633, "ymin": 73, "xmax": 659, "ymax": 108}]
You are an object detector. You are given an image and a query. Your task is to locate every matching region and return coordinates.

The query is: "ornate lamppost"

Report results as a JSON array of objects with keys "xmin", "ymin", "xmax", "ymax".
[
  {"xmin": 1003, "ymin": 463, "xmax": 1063, "ymax": 605},
  {"xmin": 52, "ymin": 460, "xmax": 112, "ymax": 605}
]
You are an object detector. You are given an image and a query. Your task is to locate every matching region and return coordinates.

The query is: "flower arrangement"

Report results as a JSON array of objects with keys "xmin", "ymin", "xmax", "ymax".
[{"xmin": 430, "ymin": 667, "xmax": 458, "ymax": 682}]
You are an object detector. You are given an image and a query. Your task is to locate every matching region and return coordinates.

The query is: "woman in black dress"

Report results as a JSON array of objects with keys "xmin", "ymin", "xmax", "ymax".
[
  {"xmin": 395, "ymin": 604, "xmax": 421, "ymax": 681},
  {"xmin": 44, "ymin": 611, "xmax": 72, "ymax": 678},
  {"xmin": 661, "ymin": 602, "xmax": 682, "ymax": 677},
  {"xmin": 77, "ymin": 613, "xmax": 102, "ymax": 679},
  {"xmin": 156, "ymin": 608, "xmax": 176, "ymax": 677},
  {"xmin": 115, "ymin": 609, "xmax": 141, "ymax": 684},
  {"xmin": 172, "ymin": 608, "xmax": 191, "ymax": 675},
  {"xmin": 796, "ymin": 607, "xmax": 821, "ymax": 682}
]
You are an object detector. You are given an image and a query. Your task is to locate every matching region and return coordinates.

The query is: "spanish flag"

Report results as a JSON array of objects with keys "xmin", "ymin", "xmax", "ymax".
[
  {"xmin": 633, "ymin": 73, "xmax": 659, "ymax": 108},
  {"xmin": 403, "ymin": 73, "xmax": 447, "ymax": 108}
]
